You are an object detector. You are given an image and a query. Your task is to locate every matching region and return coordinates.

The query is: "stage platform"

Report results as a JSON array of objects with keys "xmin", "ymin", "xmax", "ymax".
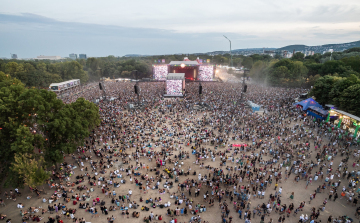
[{"xmin": 163, "ymin": 94, "xmax": 184, "ymax": 98}]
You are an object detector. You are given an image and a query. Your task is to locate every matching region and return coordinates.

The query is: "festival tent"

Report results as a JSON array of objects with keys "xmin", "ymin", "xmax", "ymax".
[
  {"xmin": 294, "ymin": 98, "xmax": 322, "ymax": 110},
  {"xmin": 308, "ymin": 106, "xmax": 328, "ymax": 115}
]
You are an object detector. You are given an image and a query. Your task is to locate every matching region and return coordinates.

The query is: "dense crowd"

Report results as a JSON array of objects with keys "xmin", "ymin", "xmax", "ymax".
[{"xmin": 1, "ymin": 74, "xmax": 360, "ymax": 223}]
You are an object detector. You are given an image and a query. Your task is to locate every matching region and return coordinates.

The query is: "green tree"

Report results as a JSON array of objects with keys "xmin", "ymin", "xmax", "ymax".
[
  {"xmin": 305, "ymin": 63, "xmax": 322, "ymax": 76},
  {"xmin": 249, "ymin": 60, "xmax": 270, "ymax": 82},
  {"xmin": 39, "ymin": 97, "xmax": 100, "ymax": 166},
  {"xmin": 305, "ymin": 74, "xmax": 321, "ymax": 88},
  {"xmin": 310, "ymin": 75, "xmax": 340, "ymax": 105},
  {"xmin": 292, "ymin": 52, "xmax": 305, "ymax": 61},
  {"xmin": 320, "ymin": 60, "xmax": 348, "ymax": 76},
  {"xmin": 268, "ymin": 66, "xmax": 288, "ymax": 86},
  {"xmin": 59, "ymin": 61, "xmax": 89, "ymax": 83},
  {"xmin": 343, "ymin": 47, "xmax": 360, "ymax": 53},
  {"xmin": 5, "ymin": 62, "xmax": 22, "ymax": 76},
  {"xmin": 0, "ymin": 74, "xmax": 100, "ymax": 187},
  {"xmin": 338, "ymin": 84, "xmax": 360, "ymax": 116},
  {"xmin": 341, "ymin": 56, "xmax": 360, "ymax": 74},
  {"xmin": 11, "ymin": 154, "xmax": 50, "ymax": 189},
  {"xmin": 242, "ymin": 57, "xmax": 253, "ymax": 69}
]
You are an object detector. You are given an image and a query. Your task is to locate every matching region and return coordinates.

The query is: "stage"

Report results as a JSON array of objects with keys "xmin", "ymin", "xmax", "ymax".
[
  {"xmin": 153, "ymin": 58, "xmax": 216, "ymax": 81},
  {"xmin": 163, "ymin": 94, "xmax": 184, "ymax": 98}
]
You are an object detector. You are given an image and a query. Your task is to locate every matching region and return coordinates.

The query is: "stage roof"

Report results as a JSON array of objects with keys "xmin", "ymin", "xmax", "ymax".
[
  {"xmin": 167, "ymin": 73, "xmax": 185, "ymax": 80},
  {"xmin": 169, "ymin": 61, "xmax": 199, "ymax": 65}
]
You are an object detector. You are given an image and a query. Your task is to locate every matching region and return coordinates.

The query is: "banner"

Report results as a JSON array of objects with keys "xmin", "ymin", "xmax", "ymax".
[
  {"xmin": 154, "ymin": 60, "xmax": 157, "ymax": 63},
  {"xmin": 158, "ymin": 60, "xmax": 161, "ymax": 63},
  {"xmin": 233, "ymin": 144, "xmax": 247, "ymax": 147},
  {"xmin": 199, "ymin": 59, "xmax": 203, "ymax": 63},
  {"xmin": 207, "ymin": 59, "xmax": 210, "ymax": 63},
  {"xmin": 162, "ymin": 59, "xmax": 165, "ymax": 63}
]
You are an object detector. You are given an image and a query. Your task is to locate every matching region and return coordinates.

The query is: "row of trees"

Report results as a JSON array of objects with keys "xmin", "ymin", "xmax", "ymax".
[
  {"xmin": 249, "ymin": 59, "xmax": 309, "ymax": 87},
  {"xmin": 84, "ymin": 58, "xmax": 151, "ymax": 81},
  {"xmin": 0, "ymin": 60, "xmax": 87, "ymax": 88},
  {"xmin": 0, "ymin": 58, "xmax": 152, "ymax": 88},
  {"xmin": 248, "ymin": 48, "xmax": 360, "ymax": 88},
  {"xmin": 0, "ymin": 72, "xmax": 100, "ymax": 188},
  {"xmin": 310, "ymin": 74, "xmax": 360, "ymax": 116}
]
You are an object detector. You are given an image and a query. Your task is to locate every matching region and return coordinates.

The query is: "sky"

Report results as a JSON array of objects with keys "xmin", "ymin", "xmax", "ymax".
[{"xmin": 1, "ymin": 0, "xmax": 360, "ymax": 58}]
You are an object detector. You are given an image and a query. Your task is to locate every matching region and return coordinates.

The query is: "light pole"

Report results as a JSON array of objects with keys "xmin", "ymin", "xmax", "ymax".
[{"xmin": 223, "ymin": 35, "xmax": 233, "ymax": 67}]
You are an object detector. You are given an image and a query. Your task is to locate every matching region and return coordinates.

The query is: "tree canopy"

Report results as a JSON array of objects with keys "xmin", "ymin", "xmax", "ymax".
[
  {"xmin": 0, "ymin": 72, "xmax": 100, "ymax": 187},
  {"xmin": 309, "ymin": 74, "xmax": 360, "ymax": 116}
]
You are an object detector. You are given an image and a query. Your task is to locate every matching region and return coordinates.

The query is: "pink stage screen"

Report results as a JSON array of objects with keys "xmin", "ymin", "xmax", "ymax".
[
  {"xmin": 153, "ymin": 65, "xmax": 168, "ymax": 80},
  {"xmin": 198, "ymin": 65, "xmax": 214, "ymax": 81},
  {"xmin": 166, "ymin": 80, "xmax": 182, "ymax": 95}
]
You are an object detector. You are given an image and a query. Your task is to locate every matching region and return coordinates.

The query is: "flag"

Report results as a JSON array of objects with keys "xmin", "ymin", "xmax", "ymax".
[
  {"xmin": 207, "ymin": 59, "xmax": 210, "ymax": 63},
  {"xmin": 158, "ymin": 60, "xmax": 161, "ymax": 63},
  {"xmin": 199, "ymin": 59, "xmax": 203, "ymax": 63},
  {"xmin": 162, "ymin": 59, "xmax": 165, "ymax": 63},
  {"xmin": 154, "ymin": 60, "xmax": 157, "ymax": 63}
]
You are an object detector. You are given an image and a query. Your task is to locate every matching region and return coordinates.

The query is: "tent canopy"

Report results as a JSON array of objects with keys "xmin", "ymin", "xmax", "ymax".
[
  {"xmin": 294, "ymin": 98, "xmax": 322, "ymax": 110},
  {"xmin": 308, "ymin": 106, "xmax": 328, "ymax": 115}
]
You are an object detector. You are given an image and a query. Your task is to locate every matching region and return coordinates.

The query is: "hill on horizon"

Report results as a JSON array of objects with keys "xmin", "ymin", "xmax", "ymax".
[{"xmin": 277, "ymin": 40, "xmax": 360, "ymax": 53}]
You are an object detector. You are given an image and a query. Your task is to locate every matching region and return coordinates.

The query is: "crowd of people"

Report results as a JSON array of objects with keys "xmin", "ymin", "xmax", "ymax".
[{"xmin": 1, "ymin": 72, "xmax": 360, "ymax": 223}]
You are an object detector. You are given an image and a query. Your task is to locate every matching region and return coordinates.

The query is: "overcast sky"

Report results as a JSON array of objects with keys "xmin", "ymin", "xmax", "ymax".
[{"xmin": 1, "ymin": 0, "xmax": 360, "ymax": 58}]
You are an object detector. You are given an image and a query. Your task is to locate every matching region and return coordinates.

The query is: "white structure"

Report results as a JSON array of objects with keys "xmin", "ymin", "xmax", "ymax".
[
  {"xmin": 36, "ymin": 55, "xmax": 63, "ymax": 60},
  {"xmin": 49, "ymin": 79, "xmax": 80, "ymax": 94},
  {"xmin": 165, "ymin": 73, "xmax": 185, "ymax": 97}
]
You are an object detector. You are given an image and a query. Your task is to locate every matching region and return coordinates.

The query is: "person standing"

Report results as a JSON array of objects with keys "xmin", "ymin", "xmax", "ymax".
[
  {"xmin": 333, "ymin": 193, "xmax": 338, "ymax": 202},
  {"xmin": 289, "ymin": 192, "xmax": 294, "ymax": 200}
]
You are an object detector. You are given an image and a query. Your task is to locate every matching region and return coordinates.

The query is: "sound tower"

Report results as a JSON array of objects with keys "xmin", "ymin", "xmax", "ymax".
[
  {"xmin": 99, "ymin": 83, "xmax": 103, "ymax": 90},
  {"xmin": 243, "ymin": 84, "xmax": 247, "ymax": 93},
  {"xmin": 199, "ymin": 85, "xmax": 202, "ymax": 95},
  {"xmin": 134, "ymin": 85, "xmax": 139, "ymax": 95}
]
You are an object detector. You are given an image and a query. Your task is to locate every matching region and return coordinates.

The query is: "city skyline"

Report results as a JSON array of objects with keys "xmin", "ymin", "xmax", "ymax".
[{"xmin": 1, "ymin": 0, "xmax": 360, "ymax": 58}]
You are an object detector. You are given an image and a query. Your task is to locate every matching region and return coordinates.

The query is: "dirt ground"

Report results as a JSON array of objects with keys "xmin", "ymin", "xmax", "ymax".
[{"xmin": 0, "ymin": 111, "xmax": 359, "ymax": 223}]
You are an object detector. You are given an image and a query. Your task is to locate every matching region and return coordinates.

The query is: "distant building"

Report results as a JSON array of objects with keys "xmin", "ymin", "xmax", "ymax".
[
  {"xmin": 11, "ymin": 54, "xmax": 18, "ymax": 59},
  {"xmin": 69, "ymin": 53, "xmax": 78, "ymax": 60},
  {"xmin": 79, "ymin": 54, "xmax": 87, "ymax": 59},
  {"xmin": 36, "ymin": 55, "xmax": 62, "ymax": 60},
  {"xmin": 263, "ymin": 50, "xmax": 275, "ymax": 57},
  {"xmin": 304, "ymin": 51, "xmax": 315, "ymax": 56}
]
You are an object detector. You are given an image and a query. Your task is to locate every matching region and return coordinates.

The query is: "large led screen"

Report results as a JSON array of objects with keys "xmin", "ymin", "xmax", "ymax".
[
  {"xmin": 166, "ymin": 80, "xmax": 182, "ymax": 95},
  {"xmin": 198, "ymin": 65, "xmax": 214, "ymax": 81},
  {"xmin": 153, "ymin": 65, "xmax": 168, "ymax": 80}
]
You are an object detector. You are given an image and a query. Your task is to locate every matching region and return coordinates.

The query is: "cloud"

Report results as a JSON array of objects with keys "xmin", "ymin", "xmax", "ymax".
[
  {"xmin": 0, "ymin": 13, "xmax": 257, "ymax": 57},
  {"xmin": 0, "ymin": 11, "xmax": 359, "ymax": 58}
]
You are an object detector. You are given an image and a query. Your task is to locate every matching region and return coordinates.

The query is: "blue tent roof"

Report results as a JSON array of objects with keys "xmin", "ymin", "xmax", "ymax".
[{"xmin": 294, "ymin": 98, "xmax": 322, "ymax": 110}]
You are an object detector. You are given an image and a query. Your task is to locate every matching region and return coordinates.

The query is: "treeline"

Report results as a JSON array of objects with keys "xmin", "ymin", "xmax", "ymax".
[
  {"xmin": 0, "ymin": 72, "xmax": 100, "ymax": 187},
  {"xmin": 0, "ymin": 58, "xmax": 152, "ymax": 88},
  {"xmin": 0, "ymin": 53, "xmax": 265, "ymax": 89},
  {"xmin": 248, "ymin": 47, "xmax": 360, "ymax": 88},
  {"xmin": 310, "ymin": 74, "xmax": 360, "ymax": 116}
]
